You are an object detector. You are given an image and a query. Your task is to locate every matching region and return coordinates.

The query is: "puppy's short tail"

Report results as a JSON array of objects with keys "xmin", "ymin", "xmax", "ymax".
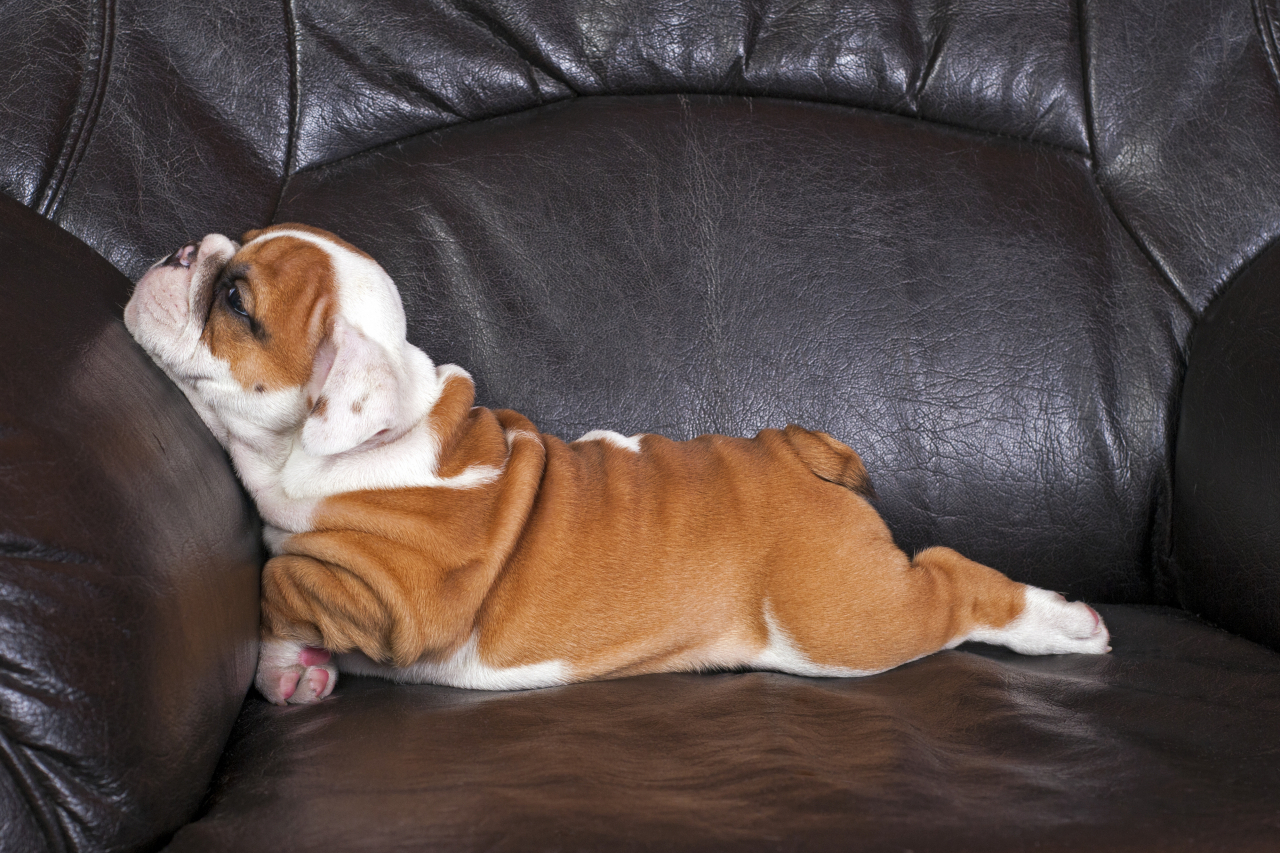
[{"xmin": 782, "ymin": 424, "xmax": 876, "ymax": 501}]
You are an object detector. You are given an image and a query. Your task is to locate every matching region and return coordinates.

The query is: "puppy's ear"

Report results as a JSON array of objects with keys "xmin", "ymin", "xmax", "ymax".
[{"xmin": 299, "ymin": 316, "xmax": 404, "ymax": 457}]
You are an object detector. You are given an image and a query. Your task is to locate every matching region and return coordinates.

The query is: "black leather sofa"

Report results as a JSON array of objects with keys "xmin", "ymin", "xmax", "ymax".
[{"xmin": 3, "ymin": 1, "xmax": 1280, "ymax": 850}]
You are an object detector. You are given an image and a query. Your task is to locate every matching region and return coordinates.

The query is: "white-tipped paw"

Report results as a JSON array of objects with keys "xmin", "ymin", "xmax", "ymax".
[
  {"xmin": 971, "ymin": 587, "xmax": 1111, "ymax": 656},
  {"xmin": 256, "ymin": 638, "xmax": 339, "ymax": 705}
]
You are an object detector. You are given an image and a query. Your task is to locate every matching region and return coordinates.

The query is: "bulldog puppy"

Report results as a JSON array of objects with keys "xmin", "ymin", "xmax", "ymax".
[{"xmin": 124, "ymin": 224, "xmax": 1110, "ymax": 705}]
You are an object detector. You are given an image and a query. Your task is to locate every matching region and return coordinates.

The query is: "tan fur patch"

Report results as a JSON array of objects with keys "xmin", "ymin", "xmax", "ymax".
[
  {"xmin": 781, "ymin": 423, "xmax": 876, "ymax": 500},
  {"xmin": 203, "ymin": 236, "xmax": 336, "ymax": 391}
]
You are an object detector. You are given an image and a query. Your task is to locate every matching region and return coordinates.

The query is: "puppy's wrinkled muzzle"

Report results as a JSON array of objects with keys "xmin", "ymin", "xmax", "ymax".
[{"xmin": 161, "ymin": 241, "xmax": 200, "ymax": 269}]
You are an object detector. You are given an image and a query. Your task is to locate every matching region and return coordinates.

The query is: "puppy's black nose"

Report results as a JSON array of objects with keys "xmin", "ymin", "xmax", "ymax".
[{"xmin": 162, "ymin": 241, "xmax": 199, "ymax": 269}]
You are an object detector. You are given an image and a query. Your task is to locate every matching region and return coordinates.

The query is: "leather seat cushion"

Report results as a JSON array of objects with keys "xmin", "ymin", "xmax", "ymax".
[
  {"xmin": 166, "ymin": 605, "xmax": 1280, "ymax": 852},
  {"xmin": 0, "ymin": 195, "xmax": 261, "ymax": 851}
]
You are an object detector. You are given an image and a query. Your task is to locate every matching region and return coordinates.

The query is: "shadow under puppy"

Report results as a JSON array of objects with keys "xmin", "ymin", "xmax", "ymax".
[{"xmin": 124, "ymin": 224, "xmax": 1110, "ymax": 705}]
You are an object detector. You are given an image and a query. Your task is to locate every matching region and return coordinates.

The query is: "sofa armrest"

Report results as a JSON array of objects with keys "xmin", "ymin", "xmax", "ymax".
[
  {"xmin": 0, "ymin": 196, "xmax": 261, "ymax": 851},
  {"xmin": 1173, "ymin": 239, "xmax": 1280, "ymax": 651}
]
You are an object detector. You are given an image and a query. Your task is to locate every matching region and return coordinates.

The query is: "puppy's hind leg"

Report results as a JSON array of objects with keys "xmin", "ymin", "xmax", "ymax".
[
  {"xmin": 917, "ymin": 547, "xmax": 1111, "ymax": 656},
  {"xmin": 963, "ymin": 585, "xmax": 1111, "ymax": 655}
]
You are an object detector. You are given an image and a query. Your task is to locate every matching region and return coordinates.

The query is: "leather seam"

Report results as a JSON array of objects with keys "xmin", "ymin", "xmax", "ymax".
[
  {"xmin": 286, "ymin": 92, "xmax": 1093, "ymax": 180},
  {"xmin": 269, "ymin": 0, "xmax": 301, "ymax": 219},
  {"xmin": 37, "ymin": 0, "xmax": 115, "ymax": 220},
  {"xmin": 1075, "ymin": 0, "xmax": 1196, "ymax": 319}
]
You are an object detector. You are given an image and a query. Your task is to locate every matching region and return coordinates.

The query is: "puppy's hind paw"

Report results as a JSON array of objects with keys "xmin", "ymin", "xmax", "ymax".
[{"xmin": 256, "ymin": 639, "xmax": 339, "ymax": 705}]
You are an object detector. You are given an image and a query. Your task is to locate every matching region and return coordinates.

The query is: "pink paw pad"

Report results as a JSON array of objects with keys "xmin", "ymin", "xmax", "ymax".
[
  {"xmin": 300, "ymin": 646, "xmax": 332, "ymax": 667},
  {"xmin": 256, "ymin": 640, "xmax": 339, "ymax": 706},
  {"xmin": 307, "ymin": 668, "xmax": 330, "ymax": 696}
]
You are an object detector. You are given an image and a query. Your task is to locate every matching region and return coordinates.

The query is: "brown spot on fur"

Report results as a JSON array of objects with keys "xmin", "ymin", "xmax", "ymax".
[
  {"xmin": 351, "ymin": 398, "xmax": 364, "ymax": 415},
  {"xmin": 312, "ymin": 396, "xmax": 328, "ymax": 418}
]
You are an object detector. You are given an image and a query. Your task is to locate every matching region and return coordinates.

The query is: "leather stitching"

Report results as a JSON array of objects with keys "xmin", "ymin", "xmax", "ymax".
[{"xmin": 37, "ymin": 0, "xmax": 115, "ymax": 220}]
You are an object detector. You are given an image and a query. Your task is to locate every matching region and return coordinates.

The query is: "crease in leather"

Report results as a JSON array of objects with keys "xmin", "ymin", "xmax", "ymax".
[
  {"xmin": 35, "ymin": 0, "xmax": 116, "ymax": 221},
  {"xmin": 1075, "ymin": 0, "xmax": 1195, "ymax": 319},
  {"xmin": 736, "ymin": 2, "xmax": 763, "ymax": 83},
  {"xmin": 0, "ymin": 722, "xmax": 72, "ymax": 853},
  {"xmin": 909, "ymin": 8, "xmax": 949, "ymax": 112},
  {"xmin": 0, "ymin": 533, "xmax": 94, "ymax": 566},
  {"xmin": 270, "ymin": 0, "xmax": 302, "ymax": 217},
  {"xmin": 1254, "ymin": 0, "xmax": 1280, "ymax": 100},
  {"xmin": 454, "ymin": 0, "xmax": 584, "ymax": 97}
]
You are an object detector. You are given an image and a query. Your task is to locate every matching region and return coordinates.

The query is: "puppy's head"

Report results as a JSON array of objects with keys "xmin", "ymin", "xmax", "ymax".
[{"xmin": 125, "ymin": 224, "xmax": 417, "ymax": 456}]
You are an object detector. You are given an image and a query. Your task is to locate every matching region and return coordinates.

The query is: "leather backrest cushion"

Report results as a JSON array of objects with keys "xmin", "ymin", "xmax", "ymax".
[
  {"xmin": 0, "ymin": 196, "xmax": 260, "ymax": 851},
  {"xmin": 1089, "ymin": 0, "xmax": 1280, "ymax": 311},
  {"xmin": 289, "ymin": 0, "xmax": 1090, "ymax": 169},
  {"xmin": 278, "ymin": 95, "xmax": 1191, "ymax": 603},
  {"xmin": 0, "ymin": 0, "xmax": 96, "ymax": 209},
  {"xmin": 0, "ymin": 0, "xmax": 292, "ymax": 280},
  {"xmin": 6, "ymin": 0, "xmax": 1280, "ymax": 313}
]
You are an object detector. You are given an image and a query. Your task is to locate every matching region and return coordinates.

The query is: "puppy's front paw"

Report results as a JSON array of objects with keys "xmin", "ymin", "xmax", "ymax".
[{"xmin": 256, "ymin": 638, "xmax": 338, "ymax": 705}]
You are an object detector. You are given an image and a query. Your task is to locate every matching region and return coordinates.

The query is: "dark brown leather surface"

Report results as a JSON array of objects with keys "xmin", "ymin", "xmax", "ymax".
[
  {"xmin": 168, "ymin": 606, "xmax": 1280, "ymax": 852},
  {"xmin": 0, "ymin": 195, "xmax": 262, "ymax": 851},
  {"xmin": 0, "ymin": 0, "xmax": 291, "ymax": 277},
  {"xmin": 0, "ymin": 0, "xmax": 97, "ymax": 210}
]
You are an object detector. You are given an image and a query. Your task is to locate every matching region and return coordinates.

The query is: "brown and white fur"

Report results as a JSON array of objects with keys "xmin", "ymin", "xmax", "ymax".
[{"xmin": 124, "ymin": 224, "xmax": 1110, "ymax": 705}]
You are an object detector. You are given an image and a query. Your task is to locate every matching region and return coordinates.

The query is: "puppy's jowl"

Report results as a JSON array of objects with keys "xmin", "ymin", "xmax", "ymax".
[{"xmin": 125, "ymin": 224, "xmax": 1110, "ymax": 705}]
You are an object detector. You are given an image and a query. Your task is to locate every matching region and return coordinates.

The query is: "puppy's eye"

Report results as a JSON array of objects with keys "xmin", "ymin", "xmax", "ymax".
[{"xmin": 226, "ymin": 285, "xmax": 248, "ymax": 317}]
